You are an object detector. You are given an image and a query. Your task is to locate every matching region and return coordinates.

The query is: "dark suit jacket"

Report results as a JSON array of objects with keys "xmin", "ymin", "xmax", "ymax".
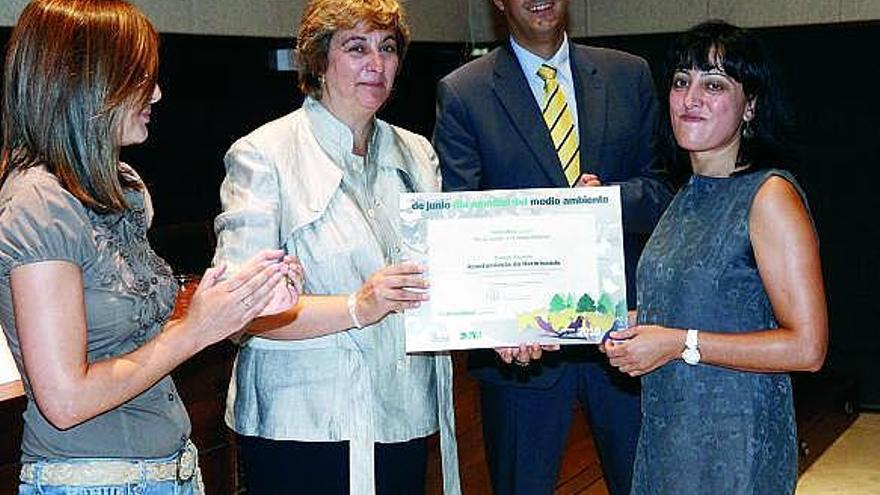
[{"xmin": 434, "ymin": 41, "xmax": 672, "ymax": 387}]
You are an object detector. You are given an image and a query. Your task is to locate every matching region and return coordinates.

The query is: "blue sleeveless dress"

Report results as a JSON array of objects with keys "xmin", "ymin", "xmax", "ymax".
[{"xmin": 631, "ymin": 169, "xmax": 802, "ymax": 494}]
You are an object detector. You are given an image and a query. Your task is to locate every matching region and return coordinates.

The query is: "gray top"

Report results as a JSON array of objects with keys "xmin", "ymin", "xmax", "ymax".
[{"xmin": 0, "ymin": 165, "xmax": 189, "ymax": 462}]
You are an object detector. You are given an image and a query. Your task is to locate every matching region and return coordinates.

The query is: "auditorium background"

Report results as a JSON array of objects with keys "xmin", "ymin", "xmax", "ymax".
[{"xmin": 1, "ymin": 1, "xmax": 878, "ymax": 493}]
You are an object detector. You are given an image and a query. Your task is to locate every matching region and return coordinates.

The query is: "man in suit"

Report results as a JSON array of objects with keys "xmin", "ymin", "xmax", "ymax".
[{"xmin": 433, "ymin": 1, "xmax": 672, "ymax": 494}]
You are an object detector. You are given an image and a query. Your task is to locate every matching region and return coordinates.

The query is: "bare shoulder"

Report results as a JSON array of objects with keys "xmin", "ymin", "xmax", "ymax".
[
  {"xmin": 753, "ymin": 176, "xmax": 806, "ymax": 216},
  {"xmin": 750, "ymin": 175, "xmax": 813, "ymax": 241}
]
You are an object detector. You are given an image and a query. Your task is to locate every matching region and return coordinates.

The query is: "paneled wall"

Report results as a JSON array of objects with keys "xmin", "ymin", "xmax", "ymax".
[
  {"xmin": 578, "ymin": 0, "xmax": 880, "ymax": 36},
  {"xmin": 2, "ymin": 0, "xmax": 880, "ymax": 39}
]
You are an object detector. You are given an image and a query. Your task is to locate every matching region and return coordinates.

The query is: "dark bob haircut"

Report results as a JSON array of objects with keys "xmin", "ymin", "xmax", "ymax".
[{"xmin": 661, "ymin": 20, "xmax": 795, "ymax": 175}]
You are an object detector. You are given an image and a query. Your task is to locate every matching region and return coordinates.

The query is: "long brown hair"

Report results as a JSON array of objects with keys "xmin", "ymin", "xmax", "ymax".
[{"xmin": 1, "ymin": 0, "xmax": 159, "ymax": 213}]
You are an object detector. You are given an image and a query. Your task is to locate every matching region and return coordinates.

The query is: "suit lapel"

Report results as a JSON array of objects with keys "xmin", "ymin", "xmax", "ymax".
[
  {"xmin": 571, "ymin": 45, "xmax": 606, "ymax": 171},
  {"xmin": 492, "ymin": 44, "xmax": 568, "ymax": 187}
]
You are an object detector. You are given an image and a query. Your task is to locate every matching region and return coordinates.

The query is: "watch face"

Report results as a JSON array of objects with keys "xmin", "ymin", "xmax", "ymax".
[{"xmin": 682, "ymin": 348, "xmax": 701, "ymax": 365}]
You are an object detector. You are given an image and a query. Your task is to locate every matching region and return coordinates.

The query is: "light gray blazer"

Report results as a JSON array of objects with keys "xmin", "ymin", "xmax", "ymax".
[{"xmin": 213, "ymin": 98, "xmax": 460, "ymax": 495}]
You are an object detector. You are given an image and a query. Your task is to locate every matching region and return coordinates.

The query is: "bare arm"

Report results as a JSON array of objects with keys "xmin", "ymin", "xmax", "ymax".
[
  {"xmin": 246, "ymin": 262, "xmax": 429, "ymax": 340},
  {"xmin": 606, "ymin": 177, "xmax": 827, "ymax": 375},
  {"xmin": 13, "ymin": 250, "xmax": 287, "ymax": 429}
]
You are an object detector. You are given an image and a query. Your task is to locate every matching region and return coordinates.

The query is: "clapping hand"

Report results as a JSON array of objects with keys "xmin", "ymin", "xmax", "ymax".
[
  {"xmin": 183, "ymin": 250, "xmax": 289, "ymax": 349},
  {"xmin": 258, "ymin": 255, "xmax": 305, "ymax": 317}
]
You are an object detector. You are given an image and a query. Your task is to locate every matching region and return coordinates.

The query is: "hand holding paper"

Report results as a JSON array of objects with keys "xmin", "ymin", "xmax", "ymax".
[{"xmin": 351, "ymin": 262, "xmax": 429, "ymax": 327}]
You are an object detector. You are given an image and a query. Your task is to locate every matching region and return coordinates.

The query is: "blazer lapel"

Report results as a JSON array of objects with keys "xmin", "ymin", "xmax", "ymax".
[
  {"xmin": 571, "ymin": 45, "xmax": 606, "ymax": 172},
  {"xmin": 492, "ymin": 44, "xmax": 568, "ymax": 187}
]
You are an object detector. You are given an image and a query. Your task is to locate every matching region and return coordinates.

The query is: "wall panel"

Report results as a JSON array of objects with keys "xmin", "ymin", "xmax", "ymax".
[
  {"xmin": 708, "ymin": 0, "xmax": 841, "ymax": 27},
  {"xmin": 192, "ymin": 0, "xmax": 292, "ymax": 37},
  {"xmin": 408, "ymin": 1, "xmax": 470, "ymax": 42},
  {"xmin": 3, "ymin": 0, "xmax": 880, "ymax": 38},
  {"xmin": 841, "ymin": 0, "xmax": 880, "ymax": 21},
  {"xmin": 0, "ymin": 0, "xmax": 26, "ymax": 26},
  {"xmin": 137, "ymin": 0, "xmax": 196, "ymax": 35},
  {"xmin": 586, "ymin": 0, "xmax": 708, "ymax": 36}
]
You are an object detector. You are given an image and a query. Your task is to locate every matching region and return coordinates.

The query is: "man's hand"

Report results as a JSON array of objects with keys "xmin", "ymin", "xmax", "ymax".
[
  {"xmin": 574, "ymin": 173, "xmax": 602, "ymax": 188},
  {"xmin": 495, "ymin": 343, "xmax": 561, "ymax": 366}
]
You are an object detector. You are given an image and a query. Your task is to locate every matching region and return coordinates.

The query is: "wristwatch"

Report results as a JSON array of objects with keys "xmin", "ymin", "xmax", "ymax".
[{"xmin": 681, "ymin": 329, "xmax": 701, "ymax": 365}]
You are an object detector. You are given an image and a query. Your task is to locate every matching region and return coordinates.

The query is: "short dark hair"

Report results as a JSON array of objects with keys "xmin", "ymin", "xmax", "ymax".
[
  {"xmin": 295, "ymin": 0, "xmax": 411, "ymax": 100},
  {"xmin": 661, "ymin": 20, "xmax": 794, "ymax": 174},
  {"xmin": 1, "ymin": 0, "xmax": 158, "ymax": 213}
]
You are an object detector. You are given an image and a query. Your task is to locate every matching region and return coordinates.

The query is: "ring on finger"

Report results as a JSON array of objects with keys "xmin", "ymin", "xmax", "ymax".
[
  {"xmin": 513, "ymin": 359, "xmax": 530, "ymax": 368},
  {"xmin": 240, "ymin": 296, "xmax": 252, "ymax": 309}
]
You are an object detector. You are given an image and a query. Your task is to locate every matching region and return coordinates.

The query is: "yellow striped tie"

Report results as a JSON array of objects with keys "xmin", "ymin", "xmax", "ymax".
[{"xmin": 537, "ymin": 64, "xmax": 580, "ymax": 186}]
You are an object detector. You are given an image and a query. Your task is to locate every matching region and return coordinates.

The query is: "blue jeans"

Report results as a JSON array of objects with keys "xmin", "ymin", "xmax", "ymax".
[
  {"xmin": 20, "ymin": 479, "xmax": 200, "ymax": 495},
  {"xmin": 18, "ymin": 448, "xmax": 203, "ymax": 495}
]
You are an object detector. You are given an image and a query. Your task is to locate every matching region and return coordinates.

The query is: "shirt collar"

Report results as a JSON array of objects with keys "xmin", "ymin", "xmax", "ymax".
[
  {"xmin": 509, "ymin": 32, "xmax": 570, "ymax": 80},
  {"xmin": 303, "ymin": 97, "xmax": 377, "ymax": 165},
  {"xmin": 303, "ymin": 96, "xmax": 411, "ymax": 177}
]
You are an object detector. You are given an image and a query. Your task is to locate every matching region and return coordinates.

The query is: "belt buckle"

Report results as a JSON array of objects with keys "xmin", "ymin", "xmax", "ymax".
[{"xmin": 176, "ymin": 443, "xmax": 196, "ymax": 483}]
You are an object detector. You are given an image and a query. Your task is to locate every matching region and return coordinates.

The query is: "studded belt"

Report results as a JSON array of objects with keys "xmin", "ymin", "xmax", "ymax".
[{"xmin": 20, "ymin": 439, "xmax": 199, "ymax": 487}]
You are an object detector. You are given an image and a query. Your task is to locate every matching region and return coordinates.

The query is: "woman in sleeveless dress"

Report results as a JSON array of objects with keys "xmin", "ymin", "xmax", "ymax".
[{"xmin": 603, "ymin": 21, "xmax": 827, "ymax": 494}]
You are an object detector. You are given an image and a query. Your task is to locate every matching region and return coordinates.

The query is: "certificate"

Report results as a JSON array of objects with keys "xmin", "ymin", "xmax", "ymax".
[{"xmin": 400, "ymin": 187, "xmax": 628, "ymax": 352}]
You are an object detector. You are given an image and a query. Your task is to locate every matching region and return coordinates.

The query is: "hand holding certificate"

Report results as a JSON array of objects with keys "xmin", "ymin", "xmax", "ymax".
[
  {"xmin": 349, "ymin": 262, "xmax": 429, "ymax": 327},
  {"xmin": 400, "ymin": 187, "xmax": 629, "ymax": 352}
]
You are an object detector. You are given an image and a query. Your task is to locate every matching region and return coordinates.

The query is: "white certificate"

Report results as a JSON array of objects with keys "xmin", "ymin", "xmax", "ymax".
[{"xmin": 400, "ymin": 187, "xmax": 628, "ymax": 352}]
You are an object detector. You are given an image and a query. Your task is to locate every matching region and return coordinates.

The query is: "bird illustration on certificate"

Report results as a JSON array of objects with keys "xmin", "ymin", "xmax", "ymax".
[{"xmin": 400, "ymin": 186, "xmax": 628, "ymax": 352}]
